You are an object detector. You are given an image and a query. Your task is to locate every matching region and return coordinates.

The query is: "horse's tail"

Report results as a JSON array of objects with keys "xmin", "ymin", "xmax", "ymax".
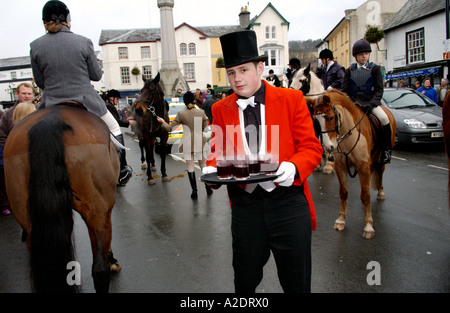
[{"xmin": 28, "ymin": 112, "xmax": 76, "ymax": 293}]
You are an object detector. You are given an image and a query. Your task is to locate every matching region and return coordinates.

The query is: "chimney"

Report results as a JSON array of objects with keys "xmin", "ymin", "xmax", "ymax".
[{"xmin": 239, "ymin": 6, "xmax": 250, "ymax": 28}]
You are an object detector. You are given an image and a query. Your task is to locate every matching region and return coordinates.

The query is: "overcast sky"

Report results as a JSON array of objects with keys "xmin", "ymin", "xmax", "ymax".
[{"xmin": 1, "ymin": 0, "xmax": 365, "ymax": 59}]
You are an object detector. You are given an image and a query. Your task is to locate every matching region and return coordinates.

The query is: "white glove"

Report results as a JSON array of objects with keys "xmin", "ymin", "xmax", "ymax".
[
  {"xmin": 272, "ymin": 162, "xmax": 297, "ymax": 187},
  {"xmin": 202, "ymin": 166, "xmax": 217, "ymax": 175}
]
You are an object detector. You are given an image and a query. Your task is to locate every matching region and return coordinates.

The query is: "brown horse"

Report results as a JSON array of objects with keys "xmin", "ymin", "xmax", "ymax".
[
  {"xmin": 442, "ymin": 93, "xmax": 450, "ymax": 210},
  {"xmin": 134, "ymin": 73, "xmax": 170, "ymax": 185},
  {"xmin": 3, "ymin": 104, "xmax": 119, "ymax": 292},
  {"xmin": 313, "ymin": 90, "xmax": 396, "ymax": 239}
]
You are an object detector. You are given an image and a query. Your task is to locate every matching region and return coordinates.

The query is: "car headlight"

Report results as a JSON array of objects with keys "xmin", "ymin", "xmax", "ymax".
[{"xmin": 403, "ymin": 119, "xmax": 426, "ymax": 129}]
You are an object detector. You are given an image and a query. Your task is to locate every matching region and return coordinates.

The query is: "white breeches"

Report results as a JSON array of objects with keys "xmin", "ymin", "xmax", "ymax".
[
  {"xmin": 100, "ymin": 111, "xmax": 122, "ymax": 136},
  {"xmin": 372, "ymin": 106, "xmax": 390, "ymax": 126}
]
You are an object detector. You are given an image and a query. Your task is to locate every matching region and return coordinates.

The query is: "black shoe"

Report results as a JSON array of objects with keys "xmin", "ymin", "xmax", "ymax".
[{"xmin": 118, "ymin": 165, "xmax": 132, "ymax": 186}]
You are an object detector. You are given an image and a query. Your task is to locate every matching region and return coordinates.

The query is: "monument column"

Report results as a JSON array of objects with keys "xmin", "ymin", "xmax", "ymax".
[{"xmin": 157, "ymin": 0, "xmax": 189, "ymax": 97}]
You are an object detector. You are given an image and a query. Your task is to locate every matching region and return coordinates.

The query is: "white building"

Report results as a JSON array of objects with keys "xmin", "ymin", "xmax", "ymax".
[
  {"xmin": 384, "ymin": 0, "xmax": 447, "ymax": 88},
  {"xmin": 98, "ymin": 3, "xmax": 290, "ymax": 101}
]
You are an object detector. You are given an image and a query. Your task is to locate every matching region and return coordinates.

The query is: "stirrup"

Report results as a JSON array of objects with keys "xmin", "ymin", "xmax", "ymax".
[
  {"xmin": 117, "ymin": 165, "xmax": 132, "ymax": 186},
  {"xmin": 379, "ymin": 150, "xmax": 391, "ymax": 164}
]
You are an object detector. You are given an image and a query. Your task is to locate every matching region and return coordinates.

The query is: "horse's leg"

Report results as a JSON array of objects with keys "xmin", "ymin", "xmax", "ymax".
[
  {"xmin": 139, "ymin": 140, "xmax": 146, "ymax": 170},
  {"xmin": 160, "ymin": 135, "xmax": 169, "ymax": 182},
  {"xmin": 334, "ymin": 161, "xmax": 348, "ymax": 231},
  {"xmin": 374, "ymin": 163, "xmax": 386, "ymax": 200},
  {"xmin": 150, "ymin": 137, "xmax": 157, "ymax": 171},
  {"xmin": 84, "ymin": 214, "xmax": 112, "ymax": 293},
  {"xmin": 145, "ymin": 137, "xmax": 156, "ymax": 185},
  {"xmin": 358, "ymin": 163, "xmax": 374, "ymax": 239}
]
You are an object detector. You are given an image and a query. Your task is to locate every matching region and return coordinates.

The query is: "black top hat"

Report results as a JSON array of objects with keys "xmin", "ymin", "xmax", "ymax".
[{"xmin": 218, "ymin": 31, "xmax": 268, "ymax": 68}]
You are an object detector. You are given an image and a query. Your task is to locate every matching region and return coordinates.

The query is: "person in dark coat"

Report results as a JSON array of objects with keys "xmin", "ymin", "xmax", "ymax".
[
  {"xmin": 342, "ymin": 39, "xmax": 392, "ymax": 164},
  {"xmin": 317, "ymin": 49, "xmax": 345, "ymax": 90},
  {"xmin": 106, "ymin": 89, "xmax": 137, "ymax": 186}
]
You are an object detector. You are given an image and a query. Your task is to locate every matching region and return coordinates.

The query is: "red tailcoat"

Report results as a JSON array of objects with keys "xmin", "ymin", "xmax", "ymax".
[{"xmin": 207, "ymin": 81, "xmax": 322, "ymax": 230}]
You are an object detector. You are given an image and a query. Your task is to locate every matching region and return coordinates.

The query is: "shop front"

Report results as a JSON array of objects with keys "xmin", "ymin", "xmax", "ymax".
[{"xmin": 385, "ymin": 62, "xmax": 446, "ymax": 89}]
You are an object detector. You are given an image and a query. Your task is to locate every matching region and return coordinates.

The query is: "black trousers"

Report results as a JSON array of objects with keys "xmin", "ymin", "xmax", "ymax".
[{"xmin": 228, "ymin": 184, "xmax": 311, "ymax": 293}]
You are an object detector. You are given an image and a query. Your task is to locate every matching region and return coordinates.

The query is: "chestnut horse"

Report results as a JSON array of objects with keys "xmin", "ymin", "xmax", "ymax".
[
  {"xmin": 3, "ymin": 104, "xmax": 119, "ymax": 292},
  {"xmin": 313, "ymin": 90, "xmax": 396, "ymax": 239},
  {"xmin": 134, "ymin": 73, "xmax": 170, "ymax": 185}
]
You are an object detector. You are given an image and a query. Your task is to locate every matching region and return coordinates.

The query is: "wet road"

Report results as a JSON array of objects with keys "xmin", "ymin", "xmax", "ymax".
[{"xmin": 0, "ymin": 129, "xmax": 449, "ymax": 293}]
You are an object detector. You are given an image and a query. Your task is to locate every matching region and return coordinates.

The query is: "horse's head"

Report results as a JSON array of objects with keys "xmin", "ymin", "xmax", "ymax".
[
  {"xmin": 314, "ymin": 93, "xmax": 339, "ymax": 152},
  {"xmin": 135, "ymin": 72, "xmax": 167, "ymax": 133},
  {"xmin": 290, "ymin": 64, "xmax": 311, "ymax": 94}
]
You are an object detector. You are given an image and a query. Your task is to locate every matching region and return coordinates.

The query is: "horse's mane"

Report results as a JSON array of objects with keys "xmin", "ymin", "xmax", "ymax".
[{"xmin": 324, "ymin": 90, "xmax": 361, "ymax": 124}]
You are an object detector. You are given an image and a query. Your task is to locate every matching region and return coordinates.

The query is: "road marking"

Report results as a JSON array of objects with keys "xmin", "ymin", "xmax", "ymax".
[
  {"xmin": 392, "ymin": 156, "xmax": 407, "ymax": 161},
  {"xmin": 428, "ymin": 165, "xmax": 449, "ymax": 171}
]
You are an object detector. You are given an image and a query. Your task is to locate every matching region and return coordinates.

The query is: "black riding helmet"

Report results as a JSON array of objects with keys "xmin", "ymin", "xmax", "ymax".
[
  {"xmin": 107, "ymin": 89, "xmax": 121, "ymax": 99},
  {"xmin": 352, "ymin": 39, "xmax": 372, "ymax": 56},
  {"xmin": 319, "ymin": 49, "xmax": 334, "ymax": 60},
  {"xmin": 42, "ymin": 0, "xmax": 71, "ymax": 23}
]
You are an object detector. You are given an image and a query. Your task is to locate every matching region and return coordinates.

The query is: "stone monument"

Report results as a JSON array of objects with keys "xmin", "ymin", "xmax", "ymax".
[{"xmin": 157, "ymin": 0, "xmax": 189, "ymax": 97}]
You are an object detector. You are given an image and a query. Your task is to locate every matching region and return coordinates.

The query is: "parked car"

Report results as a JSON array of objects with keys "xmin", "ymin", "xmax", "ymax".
[
  {"xmin": 167, "ymin": 101, "xmax": 185, "ymax": 145},
  {"xmin": 381, "ymin": 87, "xmax": 443, "ymax": 144}
]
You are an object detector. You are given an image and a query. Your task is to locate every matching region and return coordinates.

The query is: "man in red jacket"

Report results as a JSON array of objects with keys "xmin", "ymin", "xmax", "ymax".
[{"xmin": 203, "ymin": 30, "xmax": 322, "ymax": 292}]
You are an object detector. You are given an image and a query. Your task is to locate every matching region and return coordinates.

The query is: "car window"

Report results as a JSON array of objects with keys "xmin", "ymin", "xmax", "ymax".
[
  {"xmin": 168, "ymin": 104, "xmax": 185, "ymax": 116},
  {"xmin": 383, "ymin": 89, "xmax": 435, "ymax": 109}
]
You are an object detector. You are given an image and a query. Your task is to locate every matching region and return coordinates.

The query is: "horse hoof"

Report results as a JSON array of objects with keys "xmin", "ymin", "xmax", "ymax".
[
  {"xmin": 161, "ymin": 176, "xmax": 169, "ymax": 182},
  {"xmin": 148, "ymin": 179, "xmax": 156, "ymax": 185},
  {"xmin": 377, "ymin": 192, "xmax": 386, "ymax": 200},
  {"xmin": 363, "ymin": 231, "xmax": 375, "ymax": 239},
  {"xmin": 141, "ymin": 163, "xmax": 147, "ymax": 170},
  {"xmin": 334, "ymin": 221, "xmax": 345, "ymax": 231},
  {"xmin": 151, "ymin": 166, "xmax": 157, "ymax": 172},
  {"xmin": 323, "ymin": 168, "xmax": 334, "ymax": 175}
]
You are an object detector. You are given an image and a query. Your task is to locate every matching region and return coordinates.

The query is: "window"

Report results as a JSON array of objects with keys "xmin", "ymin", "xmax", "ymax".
[
  {"xmin": 118, "ymin": 47, "xmax": 128, "ymax": 60},
  {"xmin": 188, "ymin": 43, "xmax": 196, "ymax": 55},
  {"xmin": 142, "ymin": 66, "xmax": 152, "ymax": 80},
  {"xmin": 407, "ymin": 29, "xmax": 424, "ymax": 64},
  {"xmin": 11, "ymin": 72, "xmax": 17, "ymax": 80},
  {"xmin": 141, "ymin": 46, "xmax": 150, "ymax": 59},
  {"xmin": 263, "ymin": 49, "xmax": 279, "ymax": 67},
  {"xmin": 180, "ymin": 43, "xmax": 187, "ymax": 55},
  {"xmin": 184, "ymin": 63, "xmax": 195, "ymax": 81},
  {"xmin": 120, "ymin": 67, "xmax": 130, "ymax": 84},
  {"xmin": 265, "ymin": 26, "xmax": 270, "ymax": 39},
  {"xmin": 271, "ymin": 26, "xmax": 276, "ymax": 39}
]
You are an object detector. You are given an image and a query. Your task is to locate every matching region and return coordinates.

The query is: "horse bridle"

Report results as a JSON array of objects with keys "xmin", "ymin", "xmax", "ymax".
[
  {"xmin": 137, "ymin": 98, "xmax": 161, "ymax": 133},
  {"xmin": 314, "ymin": 102, "xmax": 368, "ymax": 178}
]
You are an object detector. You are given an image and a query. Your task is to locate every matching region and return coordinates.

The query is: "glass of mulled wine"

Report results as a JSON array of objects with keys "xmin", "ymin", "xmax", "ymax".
[
  {"xmin": 248, "ymin": 154, "xmax": 260, "ymax": 176},
  {"xmin": 216, "ymin": 159, "xmax": 233, "ymax": 179},
  {"xmin": 232, "ymin": 155, "xmax": 249, "ymax": 180},
  {"xmin": 259, "ymin": 154, "xmax": 279, "ymax": 175}
]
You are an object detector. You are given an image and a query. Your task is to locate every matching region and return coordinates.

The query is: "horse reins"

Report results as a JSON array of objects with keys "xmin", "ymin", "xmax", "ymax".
[
  {"xmin": 315, "ymin": 102, "xmax": 368, "ymax": 178},
  {"xmin": 137, "ymin": 98, "xmax": 161, "ymax": 133}
]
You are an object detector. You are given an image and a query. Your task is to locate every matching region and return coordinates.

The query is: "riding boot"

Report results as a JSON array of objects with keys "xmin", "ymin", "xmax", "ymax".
[
  {"xmin": 115, "ymin": 134, "xmax": 132, "ymax": 186},
  {"xmin": 205, "ymin": 183, "xmax": 213, "ymax": 196},
  {"xmin": 187, "ymin": 171, "xmax": 198, "ymax": 200},
  {"xmin": 379, "ymin": 124, "xmax": 392, "ymax": 164}
]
